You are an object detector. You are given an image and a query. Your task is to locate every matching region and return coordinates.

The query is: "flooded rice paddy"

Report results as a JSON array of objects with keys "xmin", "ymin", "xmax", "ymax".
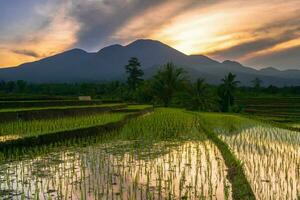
[
  {"xmin": 220, "ymin": 125, "xmax": 300, "ymax": 200},
  {"xmin": 0, "ymin": 139, "xmax": 231, "ymax": 200}
]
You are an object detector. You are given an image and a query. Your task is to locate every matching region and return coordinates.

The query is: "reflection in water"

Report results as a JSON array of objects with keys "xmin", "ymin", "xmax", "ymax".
[
  {"xmin": 0, "ymin": 134, "xmax": 20, "ymax": 142},
  {"xmin": 220, "ymin": 126, "xmax": 300, "ymax": 200},
  {"xmin": 0, "ymin": 140, "xmax": 231, "ymax": 199}
]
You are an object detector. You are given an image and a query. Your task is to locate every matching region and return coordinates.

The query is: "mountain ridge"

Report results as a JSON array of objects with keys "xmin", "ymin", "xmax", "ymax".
[{"xmin": 1, "ymin": 39, "xmax": 300, "ymax": 86}]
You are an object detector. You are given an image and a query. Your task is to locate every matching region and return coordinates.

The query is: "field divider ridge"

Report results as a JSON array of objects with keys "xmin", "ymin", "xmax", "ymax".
[
  {"xmin": 196, "ymin": 116, "xmax": 256, "ymax": 200},
  {"xmin": 0, "ymin": 107, "xmax": 153, "ymax": 153},
  {"xmin": 0, "ymin": 104, "xmax": 127, "ymax": 123}
]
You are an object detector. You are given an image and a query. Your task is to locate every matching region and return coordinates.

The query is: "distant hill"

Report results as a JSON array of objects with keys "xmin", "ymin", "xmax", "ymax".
[{"xmin": 1, "ymin": 39, "xmax": 300, "ymax": 86}]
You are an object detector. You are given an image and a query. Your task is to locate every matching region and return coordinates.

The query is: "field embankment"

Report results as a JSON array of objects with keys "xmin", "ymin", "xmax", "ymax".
[
  {"xmin": 237, "ymin": 97, "xmax": 300, "ymax": 123},
  {"xmin": 198, "ymin": 112, "xmax": 300, "ymax": 200},
  {"xmin": 0, "ymin": 103, "xmax": 126, "ymax": 123},
  {"xmin": 0, "ymin": 99, "xmax": 107, "ymax": 109}
]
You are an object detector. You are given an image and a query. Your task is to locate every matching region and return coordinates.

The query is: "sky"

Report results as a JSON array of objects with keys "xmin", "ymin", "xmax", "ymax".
[{"xmin": 0, "ymin": 0, "xmax": 300, "ymax": 70}]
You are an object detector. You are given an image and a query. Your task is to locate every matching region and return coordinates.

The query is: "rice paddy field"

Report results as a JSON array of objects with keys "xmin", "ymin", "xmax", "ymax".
[
  {"xmin": 237, "ymin": 97, "xmax": 300, "ymax": 125},
  {"xmin": 198, "ymin": 113, "xmax": 300, "ymax": 200},
  {"xmin": 0, "ymin": 100, "xmax": 300, "ymax": 199}
]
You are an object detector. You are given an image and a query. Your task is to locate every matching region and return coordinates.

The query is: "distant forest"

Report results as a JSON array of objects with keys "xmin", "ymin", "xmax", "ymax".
[{"xmin": 1, "ymin": 57, "xmax": 300, "ymax": 112}]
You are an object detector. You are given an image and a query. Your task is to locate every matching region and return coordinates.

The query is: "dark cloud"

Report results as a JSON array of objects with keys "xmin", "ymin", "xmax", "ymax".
[
  {"xmin": 12, "ymin": 49, "xmax": 40, "ymax": 58},
  {"xmin": 208, "ymin": 14, "xmax": 300, "ymax": 66},
  {"xmin": 69, "ymin": 0, "xmax": 164, "ymax": 50},
  {"xmin": 208, "ymin": 27, "xmax": 300, "ymax": 60},
  {"xmin": 208, "ymin": 38, "xmax": 280, "ymax": 60},
  {"xmin": 245, "ymin": 45, "xmax": 300, "ymax": 70},
  {"xmin": 69, "ymin": 0, "xmax": 218, "ymax": 51}
]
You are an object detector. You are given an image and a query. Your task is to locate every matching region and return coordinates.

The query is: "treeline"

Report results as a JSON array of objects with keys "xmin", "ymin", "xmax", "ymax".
[{"xmin": 0, "ymin": 57, "xmax": 300, "ymax": 111}]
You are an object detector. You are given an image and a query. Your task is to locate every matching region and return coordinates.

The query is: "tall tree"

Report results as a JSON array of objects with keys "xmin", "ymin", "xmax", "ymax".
[
  {"xmin": 6, "ymin": 81, "xmax": 16, "ymax": 93},
  {"xmin": 125, "ymin": 57, "xmax": 144, "ymax": 91},
  {"xmin": 218, "ymin": 72, "xmax": 239, "ymax": 112},
  {"xmin": 16, "ymin": 80, "xmax": 27, "ymax": 93},
  {"xmin": 186, "ymin": 79, "xmax": 217, "ymax": 111},
  {"xmin": 251, "ymin": 77, "xmax": 262, "ymax": 90},
  {"xmin": 151, "ymin": 62, "xmax": 186, "ymax": 107}
]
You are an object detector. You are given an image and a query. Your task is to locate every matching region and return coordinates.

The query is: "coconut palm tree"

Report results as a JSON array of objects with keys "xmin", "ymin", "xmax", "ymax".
[
  {"xmin": 186, "ymin": 78, "xmax": 218, "ymax": 111},
  {"xmin": 151, "ymin": 62, "xmax": 186, "ymax": 107},
  {"xmin": 218, "ymin": 72, "xmax": 239, "ymax": 112}
]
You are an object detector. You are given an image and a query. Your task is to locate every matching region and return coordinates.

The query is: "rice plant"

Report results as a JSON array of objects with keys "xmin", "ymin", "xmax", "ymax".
[
  {"xmin": 0, "ymin": 140, "xmax": 232, "ymax": 200},
  {"xmin": 0, "ymin": 108, "xmax": 233, "ymax": 200},
  {"xmin": 198, "ymin": 112, "xmax": 300, "ymax": 199},
  {"xmin": 0, "ymin": 112, "xmax": 126, "ymax": 141}
]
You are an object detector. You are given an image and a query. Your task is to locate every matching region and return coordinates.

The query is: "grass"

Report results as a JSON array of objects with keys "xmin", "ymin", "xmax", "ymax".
[
  {"xmin": 0, "ymin": 103, "xmax": 125, "ymax": 113},
  {"xmin": 0, "ymin": 108, "xmax": 233, "ymax": 200},
  {"xmin": 118, "ymin": 108, "xmax": 204, "ymax": 140},
  {"xmin": 2, "ymin": 105, "xmax": 298, "ymax": 199},
  {"xmin": 197, "ymin": 111, "xmax": 300, "ymax": 199},
  {"xmin": 0, "ymin": 99, "xmax": 104, "ymax": 109},
  {"xmin": 0, "ymin": 112, "xmax": 127, "ymax": 141},
  {"xmin": 237, "ymin": 97, "xmax": 300, "ymax": 124},
  {"xmin": 195, "ymin": 113, "xmax": 256, "ymax": 200}
]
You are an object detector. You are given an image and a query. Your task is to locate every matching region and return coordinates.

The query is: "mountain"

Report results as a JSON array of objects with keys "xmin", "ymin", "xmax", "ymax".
[{"xmin": 1, "ymin": 39, "xmax": 300, "ymax": 86}]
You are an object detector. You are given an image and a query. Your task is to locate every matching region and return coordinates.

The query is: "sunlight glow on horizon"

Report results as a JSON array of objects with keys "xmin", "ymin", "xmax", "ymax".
[{"xmin": 1, "ymin": 0, "xmax": 300, "ymax": 69}]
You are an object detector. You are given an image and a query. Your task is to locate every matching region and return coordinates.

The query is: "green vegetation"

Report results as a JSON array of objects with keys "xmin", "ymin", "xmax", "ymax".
[
  {"xmin": 0, "ymin": 108, "xmax": 234, "ymax": 200},
  {"xmin": 125, "ymin": 57, "xmax": 144, "ymax": 91},
  {"xmin": 0, "ymin": 112, "xmax": 126, "ymax": 141},
  {"xmin": 1, "ymin": 57, "xmax": 300, "ymax": 199},
  {"xmin": 118, "ymin": 108, "xmax": 203, "ymax": 140},
  {"xmin": 237, "ymin": 97, "xmax": 300, "ymax": 122},
  {"xmin": 0, "ymin": 103, "xmax": 124, "ymax": 112},
  {"xmin": 150, "ymin": 63, "xmax": 187, "ymax": 107},
  {"xmin": 199, "ymin": 112, "xmax": 300, "ymax": 200},
  {"xmin": 218, "ymin": 72, "xmax": 240, "ymax": 112},
  {"xmin": 0, "ymin": 99, "xmax": 106, "ymax": 109}
]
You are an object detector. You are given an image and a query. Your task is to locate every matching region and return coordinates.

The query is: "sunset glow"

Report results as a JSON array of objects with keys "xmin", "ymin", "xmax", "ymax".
[{"xmin": 1, "ymin": 0, "xmax": 300, "ymax": 69}]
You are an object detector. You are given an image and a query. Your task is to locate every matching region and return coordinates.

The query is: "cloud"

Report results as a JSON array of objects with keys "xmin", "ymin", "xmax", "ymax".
[
  {"xmin": 69, "ymin": 0, "xmax": 165, "ymax": 50},
  {"xmin": 12, "ymin": 49, "xmax": 40, "ymax": 58},
  {"xmin": 1, "ymin": 0, "xmax": 300, "ymax": 69},
  {"xmin": 245, "ymin": 45, "xmax": 300, "ymax": 70},
  {"xmin": 207, "ymin": 24, "xmax": 300, "ymax": 61},
  {"xmin": 69, "ymin": 0, "xmax": 218, "ymax": 50}
]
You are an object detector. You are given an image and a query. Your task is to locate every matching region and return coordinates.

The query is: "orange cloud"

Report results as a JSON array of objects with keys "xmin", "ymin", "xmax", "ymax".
[
  {"xmin": 148, "ymin": 0, "xmax": 300, "ymax": 57},
  {"xmin": 1, "ymin": 0, "xmax": 300, "ymax": 69},
  {"xmin": 0, "ymin": 2, "xmax": 79, "ymax": 67}
]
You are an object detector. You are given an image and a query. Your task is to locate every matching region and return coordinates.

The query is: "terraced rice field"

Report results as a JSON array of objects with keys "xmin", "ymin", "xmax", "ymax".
[
  {"xmin": 220, "ymin": 126, "xmax": 300, "ymax": 200},
  {"xmin": 0, "ymin": 112, "xmax": 127, "ymax": 142},
  {"xmin": 1, "ymin": 104, "xmax": 299, "ymax": 199},
  {"xmin": 198, "ymin": 113, "xmax": 300, "ymax": 200},
  {"xmin": 237, "ymin": 97, "xmax": 300, "ymax": 123},
  {"xmin": 0, "ymin": 108, "xmax": 233, "ymax": 200},
  {"xmin": 0, "ymin": 140, "xmax": 231, "ymax": 200}
]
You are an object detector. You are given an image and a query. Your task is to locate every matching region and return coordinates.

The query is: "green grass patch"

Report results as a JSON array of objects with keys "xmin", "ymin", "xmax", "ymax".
[
  {"xmin": 118, "ymin": 108, "xmax": 205, "ymax": 140},
  {"xmin": 0, "ymin": 112, "xmax": 127, "ymax": 141},
  {"xmin": 0, "ymin": 103, "xmax": 125, "ymax": 113}
]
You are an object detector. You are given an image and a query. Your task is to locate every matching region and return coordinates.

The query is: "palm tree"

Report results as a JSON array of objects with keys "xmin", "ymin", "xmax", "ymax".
[
  {"xmin": 151, "ymin": 62, "xmax": 186, "ymax": 107},
  {"xmin": 218, "ymin": 72, "xmax": 239, "ymax": 112},
  {"xmin": 187, "ymin": 79, "xmax": 217, "ymax": 111}
]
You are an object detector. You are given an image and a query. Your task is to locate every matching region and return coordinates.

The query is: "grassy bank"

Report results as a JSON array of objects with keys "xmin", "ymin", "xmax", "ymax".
[
  {"xmin": 0, "ymin": 107, "xmax": 153, "ymax": 156},
  {"xmin": 237, "ymin": 97, "xmax": 300, "ymax": 123},
  {"xmin": 0, "ymin": 103, "xmax": 126, "ymax": 123},
  {"xmin": 0, "ymin": 112, "xmax": 126, "ymax": 141},
  {"xmin": 0, "ymin": 99, "xmax": 105, "ymax": 109},
  {"xmin": 117, "ymin": 108, "xmax": 255, "ymax": 199},
  {"xmin": 197, "ymin": 116, "xmax": 256, "ymax": 200}
]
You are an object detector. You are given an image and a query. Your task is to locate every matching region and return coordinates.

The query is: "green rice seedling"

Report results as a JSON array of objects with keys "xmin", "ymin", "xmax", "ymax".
[
  {"xmin": 0, "ymin": 108, "xmax": 233, "ymax": 199},
  {"xmin": 220, "ymin": 126, "xmax": 300, "ymax": 200},
  {"xmin": 0, "ymin": 112, "xmax": 127, "ymax": 141},
  {"xmin": 199, "ymin": 112, "xmax": 300, "ymax": 200}
]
